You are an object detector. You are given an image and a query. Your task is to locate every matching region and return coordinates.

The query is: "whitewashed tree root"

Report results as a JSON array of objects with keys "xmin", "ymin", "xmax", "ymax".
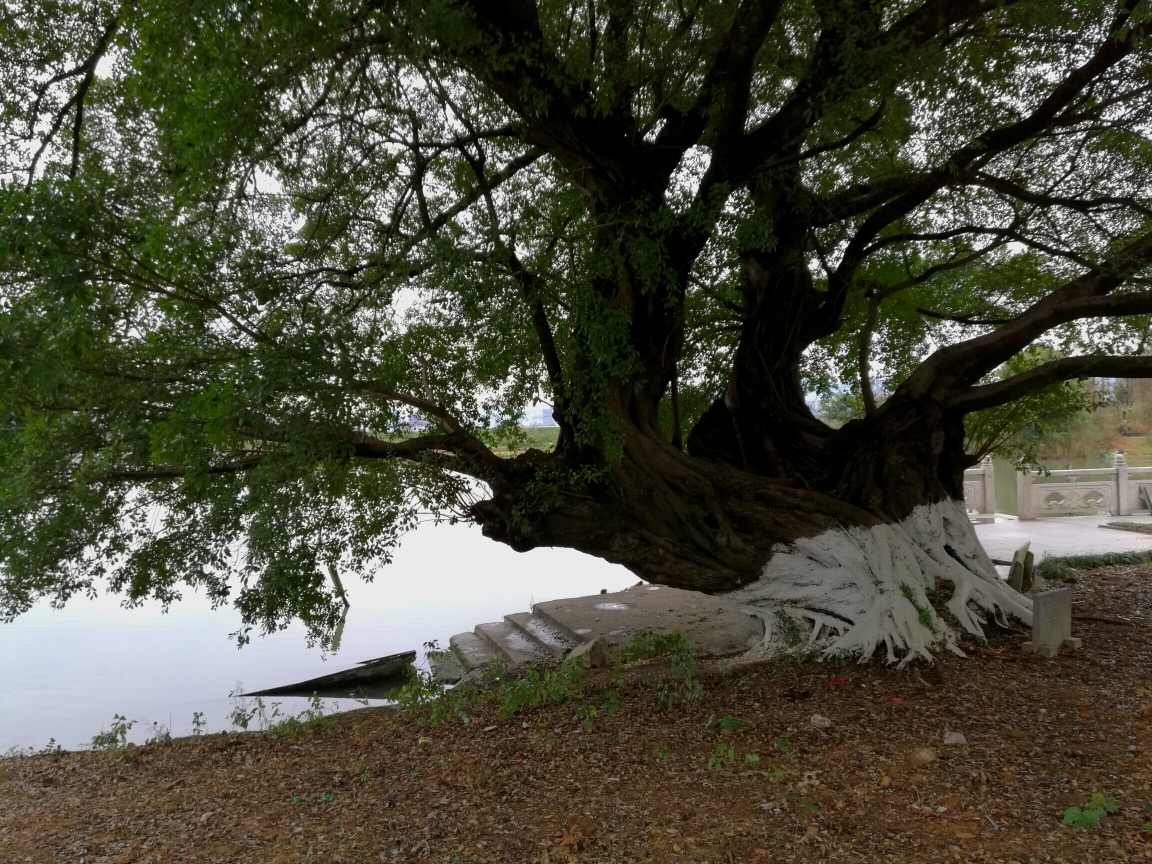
[{"xmin": 726, "ymin": 499, "xmax": 1032, "ymax": 666}]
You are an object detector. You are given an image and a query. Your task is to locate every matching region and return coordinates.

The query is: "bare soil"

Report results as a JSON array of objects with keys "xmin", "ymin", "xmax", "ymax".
[{"xmin": 2, "ymin": 566, "xmax": 1151, "ymax": 864}]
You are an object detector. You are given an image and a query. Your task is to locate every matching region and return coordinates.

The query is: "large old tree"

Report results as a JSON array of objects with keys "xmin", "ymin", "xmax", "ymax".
[{"xmin": 3, "ymin": 0, "xmax": 1152, "ymax": 661}]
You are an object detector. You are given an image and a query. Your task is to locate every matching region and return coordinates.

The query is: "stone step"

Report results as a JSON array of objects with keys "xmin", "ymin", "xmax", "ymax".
[
  {"xmin": 449, "ymin": 631, "xmax": 496, "ymax": 671},
  {"xmin": 475, "ymin": 621, "xmax": 551, "ymax": 666},
  {"xmin": 428, "ymin": 649, "xmax": 465, "ymax": 684},
  {"xmin": 505, "ymin": 612, "xmax": 577, "ymax": 659}
]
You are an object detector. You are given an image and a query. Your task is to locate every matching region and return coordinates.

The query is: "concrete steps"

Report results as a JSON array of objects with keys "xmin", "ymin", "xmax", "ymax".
[
  {"xmin": 475, "ymin": 621, "xmax": 550, "ymax": 666},
  {"xmin": 448, "ymin": 631, "xmax": 496, "ymax": 671},
  {"xmin": 504, "ymin": 612, "xmax": 577, "ymax": 658},
  {"xmin": 430, "ymin": 585, "xmax": 764, "ymax": 684}
]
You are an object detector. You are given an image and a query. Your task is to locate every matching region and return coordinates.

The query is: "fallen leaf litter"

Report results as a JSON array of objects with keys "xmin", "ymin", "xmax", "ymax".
[{"xmin": 1, "ymin": 565, "xmax": 1150, "ymax": 863}]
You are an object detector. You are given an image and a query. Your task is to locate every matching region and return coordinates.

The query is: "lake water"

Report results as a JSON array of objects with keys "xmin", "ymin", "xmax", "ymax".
[{"xmin": 0, "ymin": 521, "xmax": 635, "ymax": 752}]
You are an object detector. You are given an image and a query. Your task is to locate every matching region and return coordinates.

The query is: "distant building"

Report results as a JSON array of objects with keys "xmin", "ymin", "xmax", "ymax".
[{"xmin": 523, "ymin": 407, "xmax": 558, "ymax": 427}]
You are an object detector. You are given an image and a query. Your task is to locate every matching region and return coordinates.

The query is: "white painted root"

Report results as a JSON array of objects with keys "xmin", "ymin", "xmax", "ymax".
[{"xmin": 727, "ymin": 499, "xmax": 1032, "ymax": 666}]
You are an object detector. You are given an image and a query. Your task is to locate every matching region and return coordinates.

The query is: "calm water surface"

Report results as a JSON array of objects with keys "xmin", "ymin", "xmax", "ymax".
[{"xmin": 0, "ymin": 521, "xmax": 634, "ymax": 752}]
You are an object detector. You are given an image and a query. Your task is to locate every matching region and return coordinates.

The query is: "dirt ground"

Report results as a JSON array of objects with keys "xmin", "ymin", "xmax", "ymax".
[{"xmin": 2, "ymin": 566, "xmax": 1150, "ymax": 864}]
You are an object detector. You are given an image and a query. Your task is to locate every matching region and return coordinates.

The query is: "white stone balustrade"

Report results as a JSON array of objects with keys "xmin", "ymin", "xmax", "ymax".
[{"xmin": 964, "ymin": 452, "xmax": 1152, "ymax": 520}]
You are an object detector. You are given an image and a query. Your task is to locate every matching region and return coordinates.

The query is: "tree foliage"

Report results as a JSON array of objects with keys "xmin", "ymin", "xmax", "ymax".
[{"xmin": 3, "ymin": 0, "xmax": 1152, "ymax": 639}]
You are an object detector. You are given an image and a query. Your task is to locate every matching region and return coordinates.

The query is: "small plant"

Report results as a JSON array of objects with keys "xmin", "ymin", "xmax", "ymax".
[
  {"xmin": 90, "ymin": 715, "xmax": 135, "ymax": 751},
  {"xmin": 292, "ymin": 793, "xmax": 334, "ymax": 806},
  {"xmin": 395, "ymin": 668, "xmax": 448, "ymax": 725},
  {"xmin": 1143, "ymin": 802, "xmax": 1152, "ymax": 832},
  {"xmin": 770, "ymin": 768, "xmax": 787, "ymax": 782},
  {"xmin": 707, "ymin": 743, "xmax": 735, "ymax": 771},
  {"xmin": 744, "ymin": 753, "xmax": 761, "ymax": 768},
  {"xmin": 775, "ymin": 737, "xmax": 793, "ymax": 756},
  {"xmin": 1062, "ymin": 793, "xmax": 1120, "ymax": 828},
  {"xmin": 706, "ymin": 715, "xmax": 743, "ymax": 730},
  {"xmin": 496, "ymin": 663, "xmax": 586, "ymax": 718},
  {"xmin": 270, "ymin": 694, "xmax": 338, "ymax": 741},
  {"xmin": 621, "ymin": 630, "xmax": 702, "ymax": 706},
  {"xmin": 656, "ymin": 743, "xmax": 671, "ymax": 760},
  {"xmin": 145, "ymin": 721, "xmax": 171, "ymax": 745},
  {"xmin": 600, "ymin": 689, "xmax": 620, "ymax": 713},
  {"xmin": 574, "ymin": 704, "xmax": 598, "ymax": 730},
  {"xmin": 800, "ymin": 801, "xmax": 819, "ymax": 813},
  {"xmin": 191, "ymin": 712, "xmax": 207, "ymax": 735}
]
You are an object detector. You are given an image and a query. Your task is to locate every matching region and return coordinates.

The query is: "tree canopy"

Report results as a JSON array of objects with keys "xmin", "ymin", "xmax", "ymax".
[{"xmin": 3, "ymin": 0, "xmax": 1152, "ymax": 645}]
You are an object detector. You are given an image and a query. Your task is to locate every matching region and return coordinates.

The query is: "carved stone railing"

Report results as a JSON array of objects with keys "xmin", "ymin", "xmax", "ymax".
[
  {"xmin": 963, "ymin": 455, "xmax": 996, "ymax": 515},
  {"xmin": 964, "ymin": 452, "xmax": 1152, "ymax": 520}
]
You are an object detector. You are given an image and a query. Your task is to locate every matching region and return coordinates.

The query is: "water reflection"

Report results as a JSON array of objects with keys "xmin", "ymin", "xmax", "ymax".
[{"xmin": 0, "ymin": 521, "xmax": 634, "ymax": 751}]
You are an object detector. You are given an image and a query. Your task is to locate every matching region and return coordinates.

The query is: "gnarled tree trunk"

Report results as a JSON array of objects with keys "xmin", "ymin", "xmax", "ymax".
[{"xmin": 474, "ymin": 337, "xmax": 1030, "ymax": 667}]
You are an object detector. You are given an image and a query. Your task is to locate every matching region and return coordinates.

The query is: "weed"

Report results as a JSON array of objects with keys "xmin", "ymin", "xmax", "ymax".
[
  {"xmin": 706, "ymin": 715, "xmax": 743, "ymax": 730},
  {"xmin": 574, "ymin": 704, "xmax": 598, "ymax": 730},
  {"xmin": 800, "ymin": 801, "xmax": 819, "ymax": 813},
  {"xmin": 656, "ymin": 743, "xmax": 671, "ymax": 760},
  {"xmin": 90, "ymin": 715, "xmax": 135, "ymax": 751},
  {"xmin": 270, "ymin": 694, "xmax": 339, "ymax": 741},
  {"xmin": 228, "ymin": 685, "xmax": 283, "ymax": 731},
  {"xmin": 395, "ymin": 668, "xmax": 448, "ymax": 726},
  {"xmin": 350, "ymin": 758, "xmax": 373, "ymax": 783},
  {"xmin": 145, "ymin": 721, "xmax": 171, "ymax": 745},
  {"xmin": 621, "ymin": 631, "xmax": 702, "ymax": 706},
  {"xmin": 707, "ymin": 743, "xmax": 735, "ymax": 771},
  {"xmin": 1062, "ymin": 793, "xmax": 1120, "ymax": 828},
  {"xmin": 775, "ymin": 737, "xmax": 793, "ymax": 756},
  {"xmin": 600, "ymin": 689, "xmax": 620, "ymax": 713},
  {"xmin": 744, "ymin": 753, "xmax": 761, "ymax": 768},
  {"xmin": 1037, "ymin": 550, "xmax": 1152, "ymax": 581},
  {"xmin": 1144, "ymin": 803, "xmax": 1152, "ymax": 832},
  {"xmin": 496, "ymin": 663, "xmax": 585, "ymax": 718},
  {"xmin": 293, "ymin": 793, "xmax": 335, "ymax": 806},
  {"xmin": 191, "ymin": 712, "xmax": 207, "ymax": 735},
  {"xmin": 774, "ymin": 610, "xmax": 804, "ymax": 646},
  {"xmin": 770, "ymin": 768, "xmax": 787, "ymax": 782}
]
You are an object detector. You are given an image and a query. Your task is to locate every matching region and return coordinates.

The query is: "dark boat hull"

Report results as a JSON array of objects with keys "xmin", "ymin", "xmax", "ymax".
[{"xmin": 244, "ymin": 650, "xmax": 416, "ymax": 698}]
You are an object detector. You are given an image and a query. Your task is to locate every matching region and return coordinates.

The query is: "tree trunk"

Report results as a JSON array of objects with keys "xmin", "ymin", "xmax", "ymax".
[{"xmin": 474, "ymin": 402, "xmax": 1031, "ymax": 666}]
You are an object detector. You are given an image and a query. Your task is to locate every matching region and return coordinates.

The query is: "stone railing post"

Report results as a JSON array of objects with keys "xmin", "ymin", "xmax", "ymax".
[
  {"xmin": 982, "ymin": 455, "xmax": 995, "ymax": 515},
  {"xmin": 1115, "ymin": 451, "xmax": 1130, "ymax": 516},
  {"xmin": 1017, "ymin": 469, "xmax": 1037, "ymax": 520}
]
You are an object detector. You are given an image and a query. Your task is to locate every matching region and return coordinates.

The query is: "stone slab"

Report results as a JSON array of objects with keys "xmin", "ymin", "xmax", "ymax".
[
  {"xmin": 505, "ymin": 612, "xmax": 577, "ymax": 658},
  {"xmin": 475, "ymin": 622, "xmax": 551, "ymax": 666},
  {"xmin": 1032, "ymin": 587, "xmax": 1072, "ymax": 651},
  {"xmin": 532, "ymin": 584, "xmax": 764, "ymax": 663},
  {"xmin": 449, "ymin": 631, "xmax": 496, "ymax": 671},
  {"xmin": 429, "ymin": 650, "xmax": 465, "ymax": 684}
]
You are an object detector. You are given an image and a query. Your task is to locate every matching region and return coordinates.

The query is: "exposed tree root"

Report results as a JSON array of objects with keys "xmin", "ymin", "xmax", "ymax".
[{"xmin": 726, "ymin": 499, "xmax": 1032, "ymax": 666}]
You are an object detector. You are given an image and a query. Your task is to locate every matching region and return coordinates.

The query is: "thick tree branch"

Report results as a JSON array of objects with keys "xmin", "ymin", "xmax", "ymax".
[
  {"xmin": 906, "ymin": 229, "xmax": 1152, "ymax": 396},
  {"xmin": 951, "ymin": 355, "xmax": 1152, "ymax": 413},
  {"xmin": 356, "ymin": 382, "xmax": 517, "ymax": 477},
  {"xmin": 26, "ymin": 17, "xmax": 119, "ymax": 185},
  {"xmin": 814, "ymin": 10, "xmax": 1142, "ymax": 338}
]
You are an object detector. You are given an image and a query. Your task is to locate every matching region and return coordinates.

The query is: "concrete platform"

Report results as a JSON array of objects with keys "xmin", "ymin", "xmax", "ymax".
[
  {"xmin": 532, "ymin": 584, "xmax": 764, "ymax": 663},
  {"xmin": 974, "ymin": 513, "xmax": 1152, "ymax": 562}
]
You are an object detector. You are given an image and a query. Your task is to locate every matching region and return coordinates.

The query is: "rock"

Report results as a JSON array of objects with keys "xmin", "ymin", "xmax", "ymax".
[
  {"xmin": 942, "ymin": 731, "xmax": 967, "ymax": 746},
  {"xmin": 564, "ymin": 637, "xmax": 608, "ymax": 668},
  {"xmin": 910, "ymin": 773, "xmax": 927, "ymax": 786},
  {"xmin": 809, "ymin": 714, "xmax": 832, "ymax": 729},
  {"xmin": 908, "ymin": 747, "xmax": 936, "ymax": 767},
  {"xmin": 879, "ymin": 775, "xmax": 891, "ymax": 788}
]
